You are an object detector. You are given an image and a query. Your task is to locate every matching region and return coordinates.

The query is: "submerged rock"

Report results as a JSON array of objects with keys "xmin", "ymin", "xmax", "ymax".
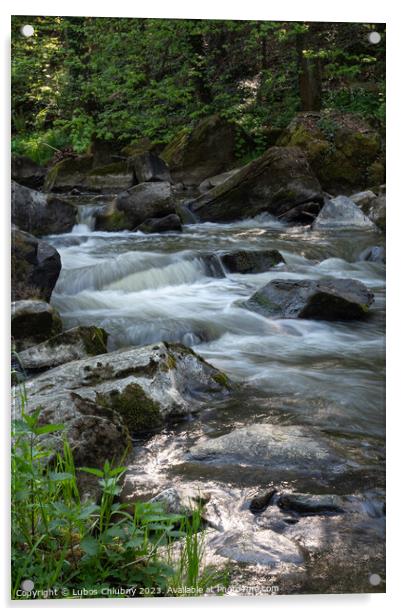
[
  {"xmin": 242, "ymin": 277, "xmax": 374, "ymax": 320},
  {"xmin": 146, "ymin": 486, "xmax": 210, "ymax": 516},
  {"xmin": 12, "ymin": 181, "xmax": 77, "ymax": 235},
  {"xmin": 189, "ymin": 424, "xmax": 345, "ymax": 476},
  {"xmin": 136, "ymin": 213, "xmax": 182, "ymax": 234},
  {"xmin": 208, "ymin": 528, "xmax": 304, "ymax": 566},
  {"xmin": 11, "ymin": 227, "xmax": 62, "ymax": 302},
  {"xmin": 17, "ymin": 342, "xmax": 230, "ymax": 467},
  {"xmin": 277, "ymin": 492, "xmax": 345, "ymax": 515},
  {"xmin": 96, "ymin": 181, "xmax": 175, "ymax": 231},
  {"xmin": 190, "ymin": 146, "xmax": 323, "ymax": 223},
  {"xmin": 11, "ymin": 300, "xmax": 62, "ymax": 350},
  {"xmin": 221, "ymin": 249, "xmax": 285, "ymax": 274},
  {"xmin": 312, "ymin": 195, "xmax": 376, "ymax": 230},
  {"xmin": 17, "ymin": 326, "xmax": 108, "ymax": 373},
  {"xmin": 358, "ymin": 246, "xmax": 385, "ymax": 264}
]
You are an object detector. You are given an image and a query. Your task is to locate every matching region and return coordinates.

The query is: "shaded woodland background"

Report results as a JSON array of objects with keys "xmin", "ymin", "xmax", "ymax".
[{"xmin": 11, "ymin": 17, "xmax": 385, "ymax": 166}]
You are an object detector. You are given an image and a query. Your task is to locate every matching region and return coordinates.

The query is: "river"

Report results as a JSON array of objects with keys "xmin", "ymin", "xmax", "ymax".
[{"xmin": 45, "ymin": 197, "xmax": 386, "ymax": 594}]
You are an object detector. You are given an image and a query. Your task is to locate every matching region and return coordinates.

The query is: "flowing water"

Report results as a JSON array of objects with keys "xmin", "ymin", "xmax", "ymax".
[{"xmin": 46, "ymin": 200, "xmax": 386, "ymax": 594}]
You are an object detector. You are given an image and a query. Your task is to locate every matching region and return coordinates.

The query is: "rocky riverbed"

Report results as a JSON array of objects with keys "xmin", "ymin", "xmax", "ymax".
[{"xmin": 23, "ymin": 197, "xmax": 383, "ymax": 595}]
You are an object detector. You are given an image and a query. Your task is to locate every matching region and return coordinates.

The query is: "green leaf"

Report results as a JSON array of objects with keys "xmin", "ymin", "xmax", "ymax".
[
  {"xmin": 80, "ymin": 535, "xmax": 99, "ymax": 556},
  {"xmin": 34, "ymin": 423, "xmax": 64, "ymax": 435}
]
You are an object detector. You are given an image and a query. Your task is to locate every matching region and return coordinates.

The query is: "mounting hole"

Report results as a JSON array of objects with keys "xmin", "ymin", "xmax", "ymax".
[
  {"xmin": 21, "ymin": 24, "xmax": 35, "ymax": 38},
  {"xmin": 369, "ymin": 573, "xmax": 381, "ymax": 586},
  {"xmin": 368, "ymin": 31, "xmax": 381, "ymax": 45}
]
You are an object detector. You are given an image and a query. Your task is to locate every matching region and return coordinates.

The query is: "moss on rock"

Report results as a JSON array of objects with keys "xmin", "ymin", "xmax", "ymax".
[{"xmin": 96, "ymin": 384, "xmax": 163, "ymax": 434}]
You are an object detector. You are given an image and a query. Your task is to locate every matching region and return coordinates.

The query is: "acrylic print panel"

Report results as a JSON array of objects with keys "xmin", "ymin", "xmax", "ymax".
[{"xmin": 11, "ymin": 15, "xmax": 385, "ymax": 599}]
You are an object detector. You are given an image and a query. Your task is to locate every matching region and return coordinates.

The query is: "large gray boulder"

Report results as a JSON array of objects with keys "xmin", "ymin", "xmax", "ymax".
[
  {"xmin": 17, "ymin": 326, "xmax": 108, "ymax": 374},
  {"xmin": 161, "ymin": 114, "xmax": 249, "ymax": 186},
  {"xmin": 11, "ymin": 300, "xmax": 62, "ymax": 350},
  {"xmin": 11, "ymin": 155, "xmax": 46, "ymax": 189},
  {"xmin": 131, "ymin": 152, "xmax": 171, "ymax": 183},
  {"xmin": 12, "ymin": 227, "xmax": 61, "ymax": 302},
  {"xmin": 44, "ymin": 155, "xmax": 134, "ymax": 193},
  {"xmin": 190, "ymin": 147, "xmax": 324, "ymax": 223},
  {"xmin": 312, "ymin": 195, "xmax": 376, "ymax": 230},
  {"xmin": 242, "ymin": 277, "xmax": 374, "ymax": 320},
  {"xmin": 12, "ymin": 181, "xmax": 77, "ymax": 236},
  {"xmin": 17, "ymin": 342, "xmax": 230, "ymax": 467},
  {"xmin": 95, "ymin": 181, "xmax": 175, "ymax": 231}
]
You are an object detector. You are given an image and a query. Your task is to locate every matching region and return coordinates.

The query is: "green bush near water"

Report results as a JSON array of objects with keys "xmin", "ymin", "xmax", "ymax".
[{"xmin": 11, "ymin": 384, "xmax": 226, "ymax": 599}]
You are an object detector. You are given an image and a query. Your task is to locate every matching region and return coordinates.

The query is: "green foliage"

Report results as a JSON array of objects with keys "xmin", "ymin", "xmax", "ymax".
[
  {"xmin": 11, "ymin": 17, "xmax": 385, "ymax": 160},
  {"xmin": 11, "ymin": 387, "xmax": 224, "ymax": 599}
]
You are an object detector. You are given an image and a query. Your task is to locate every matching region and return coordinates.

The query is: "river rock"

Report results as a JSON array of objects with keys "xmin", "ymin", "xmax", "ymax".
[
  {"xmin": 350, "ymin": 190, "xmax": 377, "ymax": 209},
  {"xmin": 12, "ymin": 227, "xmax": 61, "ymax": 302},
  {"xmin": 96, "ymin": 181, "xmax": 175, "ymax": 231},
  {"xmin": 45, "ymin": 155, "xmax": 134, "ymax": 193},
  {"xmin": 242, "ymin": 277, "xmax": 374, "ymax": 320},
  {"xmin": 146, "ymin": 486, "xmax": 210, "ymax": 516},
  {"xmin": 208, "ymin": 528, "xmax": 303, "ymax": 566},
  {"xmin": 11, "ymin": 155, "xmax": 46, "ymax": 189},
  {"xmin": 189, "ymin": 424, "xmax": 345, "ymax": 476},
  {"xmin": 136, "ymin": 213, "xmax": 182, "ymax": 234},
  {"xmin": 312, "ymin": 196, "xmax": 376, "ymax": 230},
  {"xmin": 18, "ymin": 342, "xmax": 230, "ymax": 466},
  {"xmin": 221, "ymin": 249, "xmax": 285, "ymax": 274},
  {"xmin": 11, "ymin": 300, "xmax": 62, "ymax": 350},
  {"xmin": 199, "ymin": 168, "xmax": 240, "ymax": 193},
  {"xmin": 190, "ymin": 146, "xmax": 324, "ymax": 223},
  {"xmin": 361, "ymin": 194, "xmax": 386, "ymax": 232},
  {"xmin": 12, "ymin": 181, "xmax": 77, "ymax": 235},
  {"xmin": 277, "ymin": 492, "xmax": 345, "ymax": 515},
  {"xmin": 358, "ymin": 246, "xmax": 385, "ymax": 264},
  {"xmin": 131, "ymin": 151, "xmax": 171, "ymax": 183},
  {"xmin": 249, "ymin": 488, "xmax": 277, "ymax": 514},
  {"xmin": 162, "ymin": 114, "xmax": 250, "ymax": 185},
  {"xmin": 278, "ymin": 111, "xmax": 384, "ymax": 193},
  {"xmin": 17, "ymin": 326, "xmax": 108, "ymax": 374}
]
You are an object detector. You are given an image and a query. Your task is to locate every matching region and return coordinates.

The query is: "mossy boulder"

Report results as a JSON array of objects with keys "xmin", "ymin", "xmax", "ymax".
[
  {"xmin": 96, "ymin": 384, "xmax": 163, "ymax": 434},
  {"xmin": 16, "ymin": 342, "xmax": 231, "ymax": 468},
  {"xmin": 242, "ymin": 277, "xmax": 374, "ymax": 321},
  {"xmin": 45, "ymin": 156, "xmax": 134, "ymax": 193},
  {"xmin": 190, "ymin": 146, "xmax": 323, "ymax": 223},
  {"xmin": 12, "ymin": 181, "xmax": 77, "ymax": 235},
  {"xmin": 278, "ymin": 111, "xmax": 384, "ymax": 193},
  {"xmin": 17, "ymin": 326, "xmax": 108, "ymax": 374},
  {"xmin": 161, "ymin": 114, "xmax": 249, "ymax": 186},
  {"xmin": 44, "ymin": 155, "xmax": 94, "ymax": 192},
  {"xmin": 12, "ymin": 227, "xmax": 61, "ymax": 302}
]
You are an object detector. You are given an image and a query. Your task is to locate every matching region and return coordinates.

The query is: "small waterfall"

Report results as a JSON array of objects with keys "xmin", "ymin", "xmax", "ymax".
[{"xmin": 72, "ymin": 204, "xmax": 104, "ymax": 234}]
